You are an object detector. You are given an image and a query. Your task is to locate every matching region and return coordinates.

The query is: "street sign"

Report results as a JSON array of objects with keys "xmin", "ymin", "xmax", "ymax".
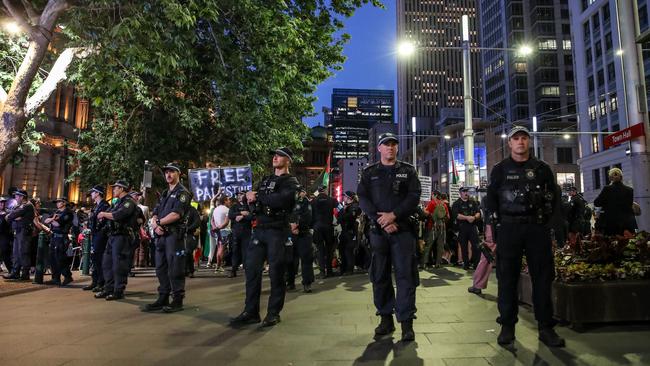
[
  {"xmin": 419, "ymin": 176, "xmax": 432, "ymax": 202},
  {"xmin": 604, "ymin": 123, "xmax": 646, "ymax": 149}
]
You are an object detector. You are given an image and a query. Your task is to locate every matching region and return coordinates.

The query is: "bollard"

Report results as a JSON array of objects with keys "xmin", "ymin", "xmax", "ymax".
[
  {"xmin": 81, "ymin": 229, "xmax": 91, "ymax": 275},
  {"xmin": 33, "ymin": 231, "xmax": 48, "ymax": 284}
]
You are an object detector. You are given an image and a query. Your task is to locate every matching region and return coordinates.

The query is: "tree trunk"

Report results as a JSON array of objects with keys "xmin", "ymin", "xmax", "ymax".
[{"xmin": 0, "ymin": 0, "xmax": 69, "ymax": 171}]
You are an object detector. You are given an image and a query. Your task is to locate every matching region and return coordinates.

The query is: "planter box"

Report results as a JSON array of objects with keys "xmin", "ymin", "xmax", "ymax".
[{"xmin": 518, "ymin": 273, "xmax": 650, "ymax": 329}]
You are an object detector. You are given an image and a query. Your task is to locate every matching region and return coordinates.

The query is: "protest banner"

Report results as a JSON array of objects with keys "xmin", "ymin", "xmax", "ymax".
[{"xmin": 188, "ymin": 165, "xmax": 253, "ymax": 202}]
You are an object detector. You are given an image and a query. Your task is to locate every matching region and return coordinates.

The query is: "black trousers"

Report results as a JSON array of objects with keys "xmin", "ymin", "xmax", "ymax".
[
  {"xmin": 496, "ymin": 222, "xmax": 555, "ymax": 328},
  {"xmin": 0, "ymin": 234, "xmax": 12, "ymax": 273},
  {"xmin": 102, "ymin": 234, "xmax": 131, "ymax": 295},
  {"xmin": 155, "ymin": 232, "xmax": 186, "ymax": 299},
  {"xmin": 313, "ymin": 224, "xmax": 334, "ymax": 275},
  {"xmin": 244, "ymin": 228, "xmax": 286, "ymax": 316},
  {"xmin": 185, "ymin": 235, "xmax": 198, "ymax": 275},
  {"xmin": 458, "ymin": 223, "xmax": 480, "ymax": 268},
  {"xmin": 91, "ymin": 233, "xmax": 108, "ymax": 287},
  {"xmin": 286, "ymin": 232, "xmax": 314, "ymax": 286},
  {"xmin": 231, "ymin": 230, "xmax": 251, "ymax": 272},
  {"xmin": 49, "ymin": 235, "xmax": 72, "ymax": 283},
  {"xmin": 339, "ymin": 230, "xmax": 357, "ymax": 274},
  {"xmin": 368, "ymin": 230, "xmax": 419, "ymax": 323},
  {"xmin": 13, "ymin": 229, "xmax": 32, "ymax": 277}
]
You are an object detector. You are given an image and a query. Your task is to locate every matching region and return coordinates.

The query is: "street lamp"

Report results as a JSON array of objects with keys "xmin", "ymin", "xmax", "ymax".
[
  {"xmin": 461, "ymin": 15, "xmax": 475, "ymax": 187},
  {"xmin": 517, "ymin": 44, "xmax": 534, "ymax": 57},
  {"xmin": 398, "ymin": 41, "xmax": 416, "ymax": 57}
]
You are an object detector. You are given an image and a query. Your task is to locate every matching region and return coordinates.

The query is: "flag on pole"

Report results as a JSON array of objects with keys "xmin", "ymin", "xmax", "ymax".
[
  {"xmin": 323, "ymin": 150, "xmax": 331, "ymax": 188},
  {"xmin": 451, "ymin": 148, "xmax": 459, "ymax": 184}
]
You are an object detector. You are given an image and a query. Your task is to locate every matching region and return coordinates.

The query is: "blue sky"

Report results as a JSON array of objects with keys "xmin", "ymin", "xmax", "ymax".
[{"xmin": 303, "ymin": 2, "xmax": 397, "ymax": 127}]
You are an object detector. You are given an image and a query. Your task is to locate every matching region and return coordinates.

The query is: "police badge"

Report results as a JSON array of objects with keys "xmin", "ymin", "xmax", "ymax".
[{"xmin": 525, "ymin": 169, "xmax": 535, "ymax": 180}]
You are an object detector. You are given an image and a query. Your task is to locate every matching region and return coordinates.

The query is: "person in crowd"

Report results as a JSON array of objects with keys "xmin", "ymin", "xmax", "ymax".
[
  {"xmin": 567, "ymin": 186, "xmax": 588, "ymax": 247},
  {"xmin": 230, "ymin": 147, "xmax": 299, "ymax": 328},
  {"xmin": 338, "ymin": 191, "xmax": 362, "ymax": 275},
  {"xmin": 205, "ymin": 195, "xmax": 218, "ymax": 267},
  {"xmin": 211, "ymin": 195, "xmax": 230, "ymax": 273},
  {"xmin": 127, "ymin": 191, "xmax": 146, "ymax": 277},
  {"xmin": 94, "ymin": 180, "xmax": 139, "ymax": 301},
  {"xmin": 287, "ymin": 186, "xmax": 314, "ymax": 292},
  {"xmin": 423, "ymin": 190, "xmax": 449, "ymax": 269},
  {"xmin": 83, "ymin": 185, "xmax": 110, "ymax": 292},
  {"xmin": 594, "ymin": 168, "xmax": 637, "ymax": 236},
  {"xmin": 485, "ymin": 125, "xmax": 565, "ymax": 348},
  {"xmin": 31, "ymin": 198, "xmax": 51, "ymax": 284},
  {"xmin": 0, "ymin": 197, "xmax": 13, "ymax": 275},
  {"xmin": 228, "ymin": 191, "xmax": 252, "ymax": 278},
  {"xmin": 468, "ymin": 196, "xmax": 496, "ymax": 295},
  {"xmin": 185, "ymin": 202, "xmax": 201, "ymax": 278},
  {"xmin": 43, "ymin": 197, "xmax": 74, "ymax": 286},
  {"xmin": 142, "ymin": 163, "xmax": 192, "ymax": 313},
  {"xmin": 311, "ymin": 186, "xmax": 338, "ymax": 278},
  {"xmin": 451, "ymin": 187, "xmax": 481, "ymax": 270},
  {"xmin": 358, "ymin": 132, "xmax": 421, "ymax": 342},
  {"xmin": 4, "ymin": 190, "xmax": 35, "ymax": 281}
]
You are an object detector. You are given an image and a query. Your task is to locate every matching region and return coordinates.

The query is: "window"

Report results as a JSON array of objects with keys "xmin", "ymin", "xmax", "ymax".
[
  {"xmin": 597, "ymin": 69, "xmax": 605, "ymax": 86},
  {"xmin": 595, "ymin": 40, "xmax": 602, "ymax": 58},
  {"xmin": 607, "ymin": 62, "xmax": 615, "ymax": 82},
  {"xmin": 433, "ymin": 158, "xmax": 438, "ymax": 174},
  {"xmin": 589, "ymin": 104, "xmax": 598, "ymax": 120},
  {"xmin": 640, "ymin": 5, "xmax": 648, "ymax": 30},
  {"xmin": 557, "ymin": 173, "xmax": 576, "ymax": 186},
  {"xmin": 604, "ymin": 32, "xmax": 613, "ymax": 50},
  {"xmin": 541, "ymin": 86, "xmax": 560, "ymax": 96},
  {"xmin": 592, "ymin": 13, "xmax": 600, "ymax": 29},
  {"xmin": 603, "ymin": 4, "xmax": 610, "ymax": 23},
  {"xmin": 557, "ymin": 147, "xmax": 573, "ymax": 164},
  {"xmin": 538, "ymin": 39, "xmax": 557, "ymax": 50},
  {"xmin": 563, "ymin": 40, "xmax": 572, "ymax": 50},
  {"xmin": 588, "ymin": 76, "xmax": 595, "ymax": 93},
  {"xmin": 600, "ymin": 99, "xmax": 607, "ymax": 116},
  {"xmin": 592, "ymin": 135, "xmax": 600, "ymax": 153},
  {"xmin": 583, "ymin": 23, "xmax": 590, "ymax": 40},
  {"xmin": 514, "ymin": 62, "xmax": 527, "ymax": 73},
  {"xmin": 586, "ymin": 48, "xmax": 592, "ymax": 65},
  {"xmin": 610, "ymin": 93, "xmax": 618, "ymax": 111},
  {"xmin": 593, "ymin": 169, "xmax": 601, "ymax": 189}
]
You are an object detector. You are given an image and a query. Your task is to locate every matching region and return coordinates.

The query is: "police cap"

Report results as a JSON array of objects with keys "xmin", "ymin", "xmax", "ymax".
[
  {"xmin": 378, "ymin": 132, "xmax": 399, "ymax": 146},
  {"xmin": 110, "ymin": 179, "xmax": 130, "ymax": 190},
  {"xmin": 507, "ymin": 126, "xmax": 531, "ymax": 140},
  {"xmin": 53, "ymin": 197, "xmax": 68, "ymax": 203},
  {"xmin": 269, "ymin": 147, "xmax": 294, "ymax": 162},
  {"xmin": 88, "ymin": 185, "xmax": 106, "ymax": 196},
  {"xmin": 14, "ymin": 189, "xmax": 28, "ymax": 198},
  {"xmin": 459, "ymin": 186, "xmax": 469, "ymax": 192},
  {"xmin": 162, "ymin": 162, "xmax": 181, "ymax": 173}
]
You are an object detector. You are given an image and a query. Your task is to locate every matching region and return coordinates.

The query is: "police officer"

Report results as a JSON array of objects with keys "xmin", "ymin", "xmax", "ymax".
[
  {"xmin": 143, "ymin": 163, "xmax": 191, "ymax": 313},
  {"xmin": 357, "ymin": 132, "xmax": 421, "ymax": 342},
  {"xmin": 311, "ymin": 186, "xmax": 338, "ymax": 278},
  {"xmin": 94, "ymin": 180, "xmax": 138, "ymax": 301},
  {"xmin": 185, "ymin": 202, "xmax": 201, "ymax": 278},
  {"xmin": 227, "ymin": 191, "xmax": 252, "ymax": 278},
  {"xmin": 338, "ymin": 191, "xmax": 361, "ymax": 275},
  {"xmin": 128, "ymin": 191, "xmax": 146, "ymax": 277},
  {"xmin": 230, "ymin": 147, "xmax": 299, "ymax": 327},
  {"xmin": 5, "ymin": 190, "xmax": 35, "ymax": 281},
  {"xmin": 485, "ymin": 126, "xmax": 565, "ymax": 347},
  {"xmin": 452, "ymin": 187, "xmax": 481, "ymax": 270},
  {"xmin": 567, "ymin": 186, "xmax": 587, "ymax": 247},
  {"xmin": 287, "ymin": 186, "xmax": 314, "ymax": 293},
  {"xmin": 0, "ymin": 197, "xmax": 13, "ymax": 275},
  {"xmin": 84, "ymin": 185, "xmax": 110, "ymax": 292},
  {"xmin": 44, "ymin": 197, "xmax": 74, "ymax": 286}
]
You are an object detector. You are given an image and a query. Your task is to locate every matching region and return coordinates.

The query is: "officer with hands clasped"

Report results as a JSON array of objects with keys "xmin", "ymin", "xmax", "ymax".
[
  {"xmin": 44, "ymin": 197, "xmax": 74, "ymax": 286},
  {"xmin": 5, "ymin": 189, "xmax": 35, "ymax": 281},
  {"xmin": 230, "ymin": 147, "xmax": 299, "ymax": 328},
  {"xmin": 452, "ymin": 186, "xmax": 481, "ymax": 269},
  {"xmin": 143, "ymin": 163, "xmax": 192, "ymax": 313},
  {"xmin": 357, "ymin": 132, "xmax": 421, "ymax": 342},
  {"xmin": 485, "ymin": 126, "xmax": 565, "ymax": 348},
  {"xmin": 83, "ymin": 185, "xmax": 110, "ymax": 292}
]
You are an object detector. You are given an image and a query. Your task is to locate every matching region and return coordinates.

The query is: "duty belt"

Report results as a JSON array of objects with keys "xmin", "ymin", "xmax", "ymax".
[
  {"xmin": 500, "ymin": 215, "xmax": 538, "ymax": 224},
  {"xmin": 52, "ymin": 233, "xmax": 67, "ymax": 239}
]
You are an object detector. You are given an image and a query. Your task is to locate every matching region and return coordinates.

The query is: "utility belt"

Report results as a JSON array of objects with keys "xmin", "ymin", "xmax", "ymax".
[
  {"xmin": 52, "ymin": 233, "xmax": 68, "ymax": 239},
  {"xmin": 259, "ymin": 205, "xmax": 288, "ymax": 219},
  {"xmin": 13, "ymin": 224, "xmax": 33, "ymax": 235},
  {"xmin": 107, "ymin": 222, "xmax": 134, "ymax": 237},
  {"xmin": 255, "ymin": 221, "xmax": 287, "ymax": 230},
  {"xmin": 369, "ymin": 219, "xmax": 416, "ymax": 234},
  {"xmin": 499, "ymin": 215, "xmax": 539, "ymax": 224}
]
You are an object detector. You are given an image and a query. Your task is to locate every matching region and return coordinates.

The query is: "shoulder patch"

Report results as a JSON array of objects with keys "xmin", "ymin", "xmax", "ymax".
[
  {"xmin": 180, "ymin": 193, "xmax": 188, "ymax": 203},
  {"xmin": 124, "ymin": 202, "xmax": 131, "ymax": 208}
]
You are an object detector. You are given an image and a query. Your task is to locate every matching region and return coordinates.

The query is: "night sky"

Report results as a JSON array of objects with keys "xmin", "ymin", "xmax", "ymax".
[{"xmin": 303, "ymin": 2, "xmax": 397, "ymax": 127}]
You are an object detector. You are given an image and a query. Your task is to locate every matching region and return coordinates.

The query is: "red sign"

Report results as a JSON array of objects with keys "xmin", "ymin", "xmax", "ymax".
[{"xmin": 603, "ymin": 123, "xmax": 646, "ymax": 149}]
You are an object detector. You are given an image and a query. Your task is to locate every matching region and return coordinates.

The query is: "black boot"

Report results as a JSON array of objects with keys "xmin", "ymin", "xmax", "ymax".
[
  {"xmin": 374, "ymin": 315, "xmax": 395, "ymax": 336},
  {"xmin": 105, "ymin": 292, "xmax": 124, "ymax": 301},
  {"xmin": 82, "ymin": 283, "xmax": 97, "ymax": 291},
  {"xmin": 401, "ymin": 320, "xmax": 415, "ymax": 342},
  {"xmin": 539, "ymin": 327, "xmax": 565, "ymax": 348},
  {"xmin": 303, "ymin": 284, "xmax": 312, "ymax": 293},
  {"xmin": 92, "ymin": 286, "xmax": 103, "ymax": 293},
  {"xmin": 94, "ymin": 291, "xmax": 109, "ymax": 299},
  {"xmin": 227, "ymin": 270, "xmax": 236, "ymax": 278},
  {"xmin": 229, "ymin": 311, "xmax": 261, "ymax": 325},
  {"xmin": 141, "ymin": 295, "xmax": 170, "ymax": 312},
  {"xmin": 162, "ymin": 297, "xmax": 184, "ymax": 313},
  {"xmin": 19, "ymin": 269, "xmax": 30, "ymax": 281},
  {"xmin": 3, "ymin": 271, "xmax": 19, "ymax": 280},
  {"xmin": 497, "ymin": 325, "xmax": 516, "ymax": 345},
  {"xmin": 261, "ymin": 314, "xmax": 281, "ymax": 327}
]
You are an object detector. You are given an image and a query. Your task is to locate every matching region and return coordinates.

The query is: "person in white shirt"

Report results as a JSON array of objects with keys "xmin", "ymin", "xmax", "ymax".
[{"xmin": 210, "ymin": 196, "xmax": 231, "ymax": 272}]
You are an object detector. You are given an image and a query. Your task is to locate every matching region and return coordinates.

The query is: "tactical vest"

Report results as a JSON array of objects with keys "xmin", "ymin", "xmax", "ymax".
[{"xmin": 497, "ymin": 158, "xmax": 554, "ymax": 222}]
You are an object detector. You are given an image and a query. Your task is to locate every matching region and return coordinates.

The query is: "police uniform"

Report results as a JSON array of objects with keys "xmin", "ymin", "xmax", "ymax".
[
  {"xmin": 485, "ymin": 126, "xmax": 565, "ymax": 347},
  {"xmin": 185, "ymin": 204, "xmax": 201, "ymax": 277},
  {"xmin": 311, "ymin": 189, "xmax": 338, "ymax": 277},
  {"xmin": 85, "ymin": 186, "xmax": 110, "ymax": 291},
  {"xmin": 6, "ymin": 190, "xmax": 35, "ymax": 280},
  {"xmin": 451, "ymin": 190, "xmax": 481, "ymax": 269},
  {"xmin": 150, "ymin": 169, "xmax": 192, "ymax": 311},
  {"xmin": 227, "ymin": 195, "xmax": 252, "ymax": 277},
  {"xmin": 46, "ymin": 198, "xmax": 74, "ymax": 286},
  {"xmin": 231, "ymin": 147, "xmax": 299, "ymax": 327},
  {"xmin": 338, "ymin": 192, "xmax": 361, "ymax": 275},
  {"xmin": 357, "ymin": 132, "xmax": 421, "ymax": 341},
  {"xmin": 287, "ymin": 188, "xmax": 314, "ymax": 292},
  {"xmin": 0, "ymin": 197, "xmax": 13, "ymax": 275},
  {"xmin": 96, "ymin": 181, "xmax": 138, "ymax": 300}
]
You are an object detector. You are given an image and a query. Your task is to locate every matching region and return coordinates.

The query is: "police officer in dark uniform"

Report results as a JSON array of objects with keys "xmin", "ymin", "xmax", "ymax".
[
  {"xmin": 485, "ymin": 126, "xmax": 565, "ymax": 347},
  {"xmin": 230, "ymin": 147, "xmax": 299, "ymax": 327},
  {"xmin": 5, "ymin": 190, "xmax": 35, "ymax": 281},
  {"xmin": 567, "ymin": 186, "xmax": 587, "ymax": 246},
  {"xmin": 287, "ymin": 186, "xmax": 314, "ymax": 293},
  {"xmin": 227, "ymin": 191, "xmax": 252, "ymax": 278},
  {"xmin": 451, "ymin": 187, "xmax": 481, "ymax": 269},
  {"xmin": 357, "ymin": 132, "xmax": 421, "ymax": 342},
  {"xmin": 84, "ymin": 185, "xmax": 110, "ymax": 292},
  {"xmin": 0, "ymin": 197, "xmax": 13, "ymax": 275},
  {"xmin": 311, "ymin": 186, "xmax": 338, "ymax": 278},
  {"xmin": 94, "ymin": 180, "xmax": 138, "ymax": 301},
  {"xmin": 185, "ymin": 203, "xmax": 201, "ymax": 278},
  {"xmin": 143, "ymin": 163, "xmax": 191, "ymax": 313},
  {"xmin": 339, "ymin": 191, "xmax": 362, "ymax": 275},
  {"xmin": 44, "ymin": 197, "xmax": 74, "ymax": 286}
]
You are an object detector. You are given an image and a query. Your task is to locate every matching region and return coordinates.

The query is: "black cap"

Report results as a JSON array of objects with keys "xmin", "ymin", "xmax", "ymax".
[
  {"xmin": 269, "ymin": 147, "xmax": 294, "ymax": 162},
  {"xmin": 343, "ymin": 191, "xmax": 356, "ymax": 199},
  {"xmin": 162, "ymin": 162, "xmax": 181, "ymax": 173},
  {"xmin": 88, "ymin": 185, "xmax": 105, "ymax": 196},
  {"xmin": 317, "ymin": 186, "xmax": 326, "ymax": 193},
  {"xmin": 110, "ymin": 179, "xmax": 130, "ymax": 190},
  {"xmin": 568, "ymin": 185, "xmax": 578, "ymax": 191},
  {"xmin": 53, "ymin": 197, "xmax": 68, "ymax": 203},
  {"xmin": 507, "ymin": 126, "xmax": 531, "ymax": 139},
  {"xmin": 378, "ymin": 132, "xmax": 399, "ymax": 146},
  {"xmin": 14, "ymin": 189, "xmax": 28, "ymax": 198},
  {"xmin": 459, "ymin": 186, "xmax": 469, "ymax": 192},
  {"xmin": 129, "ymin": 191, "xmax": 143, "ymax": 197}
]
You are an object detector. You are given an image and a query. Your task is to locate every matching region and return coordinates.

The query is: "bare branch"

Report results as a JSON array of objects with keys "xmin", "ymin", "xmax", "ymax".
[
  {"xmin": 24, "ymin": 47, "xmax": 90, "ymax": 117},
  {"xmin": 20, "ymin": 0, "xmax": 40, "ymax": 23}
]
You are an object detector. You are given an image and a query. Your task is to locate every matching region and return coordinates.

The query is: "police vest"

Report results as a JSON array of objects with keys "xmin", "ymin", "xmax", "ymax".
[{"xmin": 497, "ymin": 158, "xmax": 554, "ymax": 221}]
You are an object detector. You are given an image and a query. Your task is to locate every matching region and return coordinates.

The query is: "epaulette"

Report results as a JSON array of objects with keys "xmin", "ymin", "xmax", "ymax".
[
  {"xmin": 363, "ymin": 162, "xmax": 380, "ymax": 171},
  {"xmin": 397, "ymin": 160, "xmax": 415, "ymax": 169}
]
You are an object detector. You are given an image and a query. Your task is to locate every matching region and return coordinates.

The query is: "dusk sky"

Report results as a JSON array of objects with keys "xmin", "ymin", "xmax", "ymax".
[{"xmin": 303, "ymin": 2, "xmax": 397, "ymax": 127}]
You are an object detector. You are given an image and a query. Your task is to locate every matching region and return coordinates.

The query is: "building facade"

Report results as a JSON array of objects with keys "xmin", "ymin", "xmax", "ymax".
[
  {"xmin": 293, "ymin": 125, "xmax": 333, "ymax": 191},
  {"xmin": 570, "ymin": 0, "xmax": 650, "ymax": 230}
]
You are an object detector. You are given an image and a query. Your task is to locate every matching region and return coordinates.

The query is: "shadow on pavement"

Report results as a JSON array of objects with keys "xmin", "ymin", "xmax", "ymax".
[{"xmin": 353, "ymin": 336, "xmax": 424, "ymax": 365}]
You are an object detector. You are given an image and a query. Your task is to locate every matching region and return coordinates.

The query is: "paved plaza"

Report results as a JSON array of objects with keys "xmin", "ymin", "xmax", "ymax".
[{"xmin": 0, "ymin": 267, "xmax": 649, "ymax": 365}]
